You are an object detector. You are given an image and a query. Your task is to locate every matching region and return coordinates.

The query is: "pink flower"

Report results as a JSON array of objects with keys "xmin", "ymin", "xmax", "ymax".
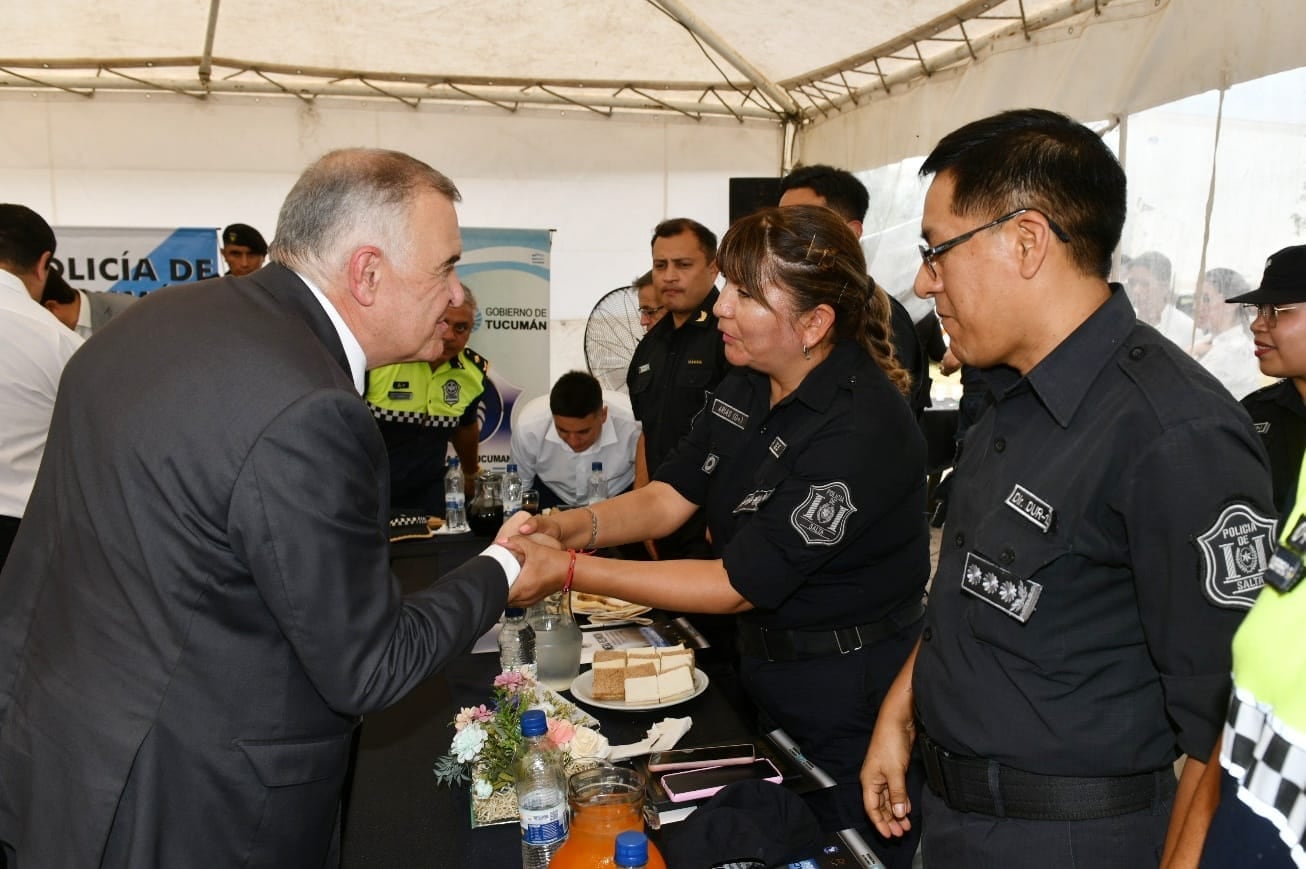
[
  {"xmin": 493, "ymin": 671, "xmax": 527, "ymax": 693},
  {"xmin": 546, "ymin": 718, "xmax": 576, "ymax": 748},
  {"xmin": 453, "ymin": 704, "xmax": 493, "ymax": 730}
]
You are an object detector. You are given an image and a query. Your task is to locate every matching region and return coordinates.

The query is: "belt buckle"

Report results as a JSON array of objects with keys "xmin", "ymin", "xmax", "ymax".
[{"xmin": 834, "ymin": 625, "xmax": 862, "ymax": 655}]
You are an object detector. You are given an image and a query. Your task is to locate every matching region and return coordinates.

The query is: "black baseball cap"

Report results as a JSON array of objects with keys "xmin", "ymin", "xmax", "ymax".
[
  {"xmin": 1228, "ymin": 245, "xmax": 1306, "ymax": 305},
  {"xmin": 222, "ymin": 223, "xmax": 268, "ymax": 255}
]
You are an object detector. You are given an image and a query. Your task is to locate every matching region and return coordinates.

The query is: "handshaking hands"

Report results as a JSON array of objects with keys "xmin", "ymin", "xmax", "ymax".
[{"xmin": 494, "ymin": 510, "xmax": 571, "ymax": 607}]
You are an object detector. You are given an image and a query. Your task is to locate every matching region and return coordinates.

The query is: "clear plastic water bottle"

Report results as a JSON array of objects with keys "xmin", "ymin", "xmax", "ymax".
[
  {"xmin": 497, "ymin": 607, "xmax": 536, "ymax": 677},
  {"xmin": 516, "ymin": 709, "xmax": 569, "ymax": 869},
  {"xmin": 585, "ymin": 461, "xmax": 607, "ymax": 505},
  {"xmin": 444, "ymin": 457, "xmax": 468, "ymax": 532},
  {"xmin": 615, "ymin": 830, "xmax": 651, "ymax": 868},
  {"xmin": 502, "ymin": 462, "xmax": 523, "ymax": 517}
]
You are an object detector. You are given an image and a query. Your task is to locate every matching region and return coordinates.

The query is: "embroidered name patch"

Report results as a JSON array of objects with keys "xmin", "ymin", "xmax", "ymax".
[
  {"xmin": 733, "ymin": 489, "xmax": 774, "ymax": 514},
  {"xmin": 388, "ymin": 390, "xmax": 414, "ymax": 401},
  {"xmin": 1005, "ymin": 484, "xmax": 1054, "ymax": 533},
  {"xmin": 711, "ymin": 398, "xmax": 749, "ymax": 429},
  {"xmin": 637, "ymin": 363, "xmax": 651, "ymax": 375},
  {"xmin": 442, "ymin": 379, "xmax": 461, "ymax": 406},
  {"xmin": 790, "ymin": 482, "xmax": 857, "ymax": 546},
  {"xmin": 769, "ymin": 437, "xmax": 787, "ymax": 459},
  {"xmin": 1195, "ymin": 502, "xmax": 1275, "ymax": 609},
  {"xmin": 960, "ymin": 552, "xmax": 1042, "ymax": 623},
  {"xmin": 702, "ymin": 453, "xmax": 720, "ymax": 474}
]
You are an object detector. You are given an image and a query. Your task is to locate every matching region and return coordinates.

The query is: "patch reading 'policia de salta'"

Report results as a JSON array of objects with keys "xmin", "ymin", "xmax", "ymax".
[
  {"xmin": 1195, "ymin": 502, "xmax": 1275, "ymax": 609},
  {"xmin": 790, "ymin": 481, "xmax": 857, "ymax": 545}
]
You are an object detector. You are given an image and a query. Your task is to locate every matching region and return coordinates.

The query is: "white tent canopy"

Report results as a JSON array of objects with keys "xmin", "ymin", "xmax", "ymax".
[{"xmin": 3, "ymin": 0, "xmax": 1302, "ymax": 378}]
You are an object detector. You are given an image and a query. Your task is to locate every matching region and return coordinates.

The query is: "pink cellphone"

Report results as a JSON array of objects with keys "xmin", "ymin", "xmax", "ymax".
[{"xmin": 660, "ymin": 758, "xmax": 783, "ymax": 802}]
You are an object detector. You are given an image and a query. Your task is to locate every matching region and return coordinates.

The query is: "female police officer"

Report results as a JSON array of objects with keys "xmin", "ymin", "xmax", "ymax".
[{"xmin": 514, "ymin": 205, "xmax": 930, "ymax": 869}]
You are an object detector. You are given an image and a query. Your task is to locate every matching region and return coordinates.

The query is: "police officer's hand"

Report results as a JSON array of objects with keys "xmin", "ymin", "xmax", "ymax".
[
  {"xmin": 861, "ymin": 717, "xmax": 914, "ymax": 839},
  {"xmin": 497, "ymin": 531, "xmax": 568, "ymax": 608}
]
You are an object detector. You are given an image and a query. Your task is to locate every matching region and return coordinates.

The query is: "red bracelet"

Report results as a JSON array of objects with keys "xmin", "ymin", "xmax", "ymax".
[{"xmin": 563, "ymin": 549, "xmax": 579, "ymax": 594}]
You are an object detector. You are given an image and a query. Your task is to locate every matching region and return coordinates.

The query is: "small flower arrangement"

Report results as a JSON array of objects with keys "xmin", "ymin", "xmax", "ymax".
[{"xmin": 434, "ymin": 669, "xmax": 608, "ymax": 823}]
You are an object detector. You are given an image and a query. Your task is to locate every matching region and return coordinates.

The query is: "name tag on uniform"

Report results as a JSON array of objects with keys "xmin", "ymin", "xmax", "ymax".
[
  {"xmin": 1265, "ymin": 515, "xmax": 1306, "ymax": 593},
  {"xmin": 1005, "ymin": 484, "xmax": 1054, "ymax": 533},
  {"xmin": 637, "ymin": 363, "xmax": 651, "ymax": 374},
  {"xmin": 960, "ymin": 552, "xmax": 1042, "ymax": 623},
  {"xmin": 733, "ymin": 488, "xmax": 774, "ymax": 514},
  {"xmin": 388, "ymin": 390, "xmax": 414, "ymax": 400},
  {"xmin": 711, "ymin": 398, "xmax": 749, "ymax": 429}
]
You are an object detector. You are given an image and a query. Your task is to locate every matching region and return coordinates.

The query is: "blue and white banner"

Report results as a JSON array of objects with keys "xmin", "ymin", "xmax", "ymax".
[
  {"xmin": 50, "ymin": 227, "xmax": 220, "ymax": 295},
  {"xmin": 459, "ymin": 227, "xmax": 551, "ymax": 471}
]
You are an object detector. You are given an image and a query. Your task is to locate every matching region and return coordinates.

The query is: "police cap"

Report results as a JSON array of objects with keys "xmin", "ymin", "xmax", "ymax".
[
  {"xmin": 222, "ymin": 223, "xmax": 268, "ymax": 255},
  {"xmin": 1228, "ymin": 244, "xmax": 1306, "ymax": 305}
]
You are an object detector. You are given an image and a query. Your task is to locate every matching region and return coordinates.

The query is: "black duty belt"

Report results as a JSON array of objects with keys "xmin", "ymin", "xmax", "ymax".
[
  {"xmin": 919, "ymin": 731, "xmax": 1177, "ymax": 821},
  {"xmin": 736, "ymin": 599, "xmax": 925, "ymax": 662}
]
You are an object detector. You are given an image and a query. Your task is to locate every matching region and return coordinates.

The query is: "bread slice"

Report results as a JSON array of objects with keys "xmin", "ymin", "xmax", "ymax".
[
  {"xmin": 624, "ymin": 662, "xmax": 660, "ymax": 705},
  {"xmin": 591, "ymin": 665, "xmax": 627, "ymax": 701},
  {"xmin": 657, "ymin": 665, "xmax": 695, "ymax": 703}
]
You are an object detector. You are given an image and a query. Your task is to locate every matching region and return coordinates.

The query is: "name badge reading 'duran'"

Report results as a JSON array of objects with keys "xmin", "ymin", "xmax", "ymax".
[
  {"xmin": 961, "ymin": 552, "xmax": 1042, "ymax": 623},
  {"xmin": 1005, "ymin": 484, "xmax": 1053, "ymax": 533},
  {"xmin": 711, "ymin": 398, "xmax": 749, "ymax": 429}
]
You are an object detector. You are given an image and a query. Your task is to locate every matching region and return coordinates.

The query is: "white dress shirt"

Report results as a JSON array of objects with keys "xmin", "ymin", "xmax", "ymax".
[
  {"xmin": 1199, "ymin": 325, "xmax": 1264, "ymax": 400},
  {"xmin": 0, "ymin": 269, "xmax": 84, "ymax": 517},
  {"xmin": 510, "ymin": 390, "xmax": 642, "ymax": 506}
]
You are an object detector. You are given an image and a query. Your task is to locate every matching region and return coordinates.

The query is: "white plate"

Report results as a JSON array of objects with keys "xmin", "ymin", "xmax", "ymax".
[{"xmin": 569, "ymin": 669, "xmax": 709, "ymax": 711}]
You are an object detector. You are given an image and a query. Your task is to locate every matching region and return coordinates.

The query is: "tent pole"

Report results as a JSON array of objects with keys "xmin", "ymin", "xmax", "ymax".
[{"xmin": 200, "ymin": 0, "xmax": 220, "ymax": 86}]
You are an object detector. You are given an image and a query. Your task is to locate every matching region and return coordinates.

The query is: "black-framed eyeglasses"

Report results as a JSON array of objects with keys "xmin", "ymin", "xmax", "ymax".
[
  {"xmin": 918, "ymin": 208, "xmax": 1072, "ymax": 279},
  {"xmin": 638, "ymin": 305, "xmax": 665, "ymax": 317},
  {"xmin": 1241, "ymin": 303, "xmax": 1301, "ymax": 327}
]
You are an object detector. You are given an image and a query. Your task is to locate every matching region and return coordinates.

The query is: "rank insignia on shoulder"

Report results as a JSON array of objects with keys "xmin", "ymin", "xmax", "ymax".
[
  {"xmin": 1005, "ymin": 484, "xmax": 1054, "ymax": 533},
  {"xmin": 711, "ymin": 398, "xmax": 749, "ymax": 429},
  {"xmin": 702, "ymin": 452, "xmax": 720, "ymax": 474},
  {"xmin": 442, "ymin": 380, "xmax": 461, "ymax": 407},
  {"xmin": 1265, "ymin": 515, "xmax": 1306, "ymax": 593},
  {"xmin": 733, "ymin": 488, "xmax": 774, "ymax": 514},
  {"xmin": 790, "ymin": 481, "xmax": 857, "ymax": 546},
  {"xmin": 1196, "ymin": 502, "xmax": 1275, "ymax": 609},
  {"xmin": 768, "ymin": 437, "xmax": 787, "ymax": 459},
  {"xmin": 960, "ymin": 552, "xmax": 1042, "ymax": 623}
]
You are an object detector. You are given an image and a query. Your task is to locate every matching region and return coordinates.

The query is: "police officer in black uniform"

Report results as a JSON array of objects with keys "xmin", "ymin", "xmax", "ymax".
[
  {"xmin": 1229, "ymin": 244, "xmax": 1306, "ymax": 517},
  {"xmin": 626, "ymin": 218, "xmax": 730, "ymax": 560},
  {"xmin": 861, "ymin": 109, "xmax": 1275, "ymax": 868},
  {"xmin": 517, "ymin": 206, "xmax": 930, "ymax": 869}
]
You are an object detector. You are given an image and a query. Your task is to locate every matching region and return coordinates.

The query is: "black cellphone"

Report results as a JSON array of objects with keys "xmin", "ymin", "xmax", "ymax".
[{"xmin": 647, "ymin": 743, "xmax": 756, "ymax": 772}]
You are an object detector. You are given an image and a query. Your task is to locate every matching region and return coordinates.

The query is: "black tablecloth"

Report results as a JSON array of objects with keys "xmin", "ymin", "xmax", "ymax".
[{"xmin": 340, "ymin": 534, "xmax": 758, "ymax": 868}]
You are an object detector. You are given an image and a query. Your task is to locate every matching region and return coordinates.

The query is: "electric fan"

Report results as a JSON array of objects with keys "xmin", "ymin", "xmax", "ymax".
[{"xmin": 583, "ymin": 284, "xmax": 644, "ymax": 393}]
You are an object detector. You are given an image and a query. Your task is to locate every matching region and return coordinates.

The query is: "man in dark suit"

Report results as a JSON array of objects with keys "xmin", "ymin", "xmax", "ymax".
[
  {"xmin": 0, "ymin": 149, "xmax": 553, "ymax": 867},
  {"xmin": 39, "ymin": 268, "xmax": 137, "ymax": 338}
]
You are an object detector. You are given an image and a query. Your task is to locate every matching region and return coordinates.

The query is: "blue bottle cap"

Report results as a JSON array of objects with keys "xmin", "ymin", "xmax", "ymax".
[
  {"xmin": 591, "ymin": 461, "xmax": 603, "ymax": 471},
  {"xmin": 448, "ymin": 456, "xmax": 460, "ymax": 467},
  {"xmin": 504, "ymin": 607, "xmax": 526, "ymax": 618},
  {"xmin": 520, "ymin": 708, "xmax": 548, "ymax": 737},
  {"xmin": 614, "ymin": 830, "xmax": 648, "ymax": 867},
  {"xmin": 506, "ymin": 462, "xmax": 518, "ymax": 472}
]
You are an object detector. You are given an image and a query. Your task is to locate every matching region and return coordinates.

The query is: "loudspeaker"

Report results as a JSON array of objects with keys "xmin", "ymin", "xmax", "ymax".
[{"xmin": 729, "ymin": 177, "xmax": 783, "ymax": 225}]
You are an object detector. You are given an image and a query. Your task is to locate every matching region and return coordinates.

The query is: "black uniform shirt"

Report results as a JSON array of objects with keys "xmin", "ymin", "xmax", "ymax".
[
  {"xmin": 1241, "ymin": 379, "xmax": 1306, "ymax": 518},
  {"xmin": 915, "ymin": 285, "xmax": 1274, "ymax": 777},
  {"xmin": 627, "ymin": 288, "xmax": 730, "ymax": 474},
  {"xmin": 656, "ymin": 340, "xmax": 930, "ymax": 631}
]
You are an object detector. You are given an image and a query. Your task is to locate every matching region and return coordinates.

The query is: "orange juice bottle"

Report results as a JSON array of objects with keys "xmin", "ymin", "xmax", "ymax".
[{"xmin": 548, "ymin": 766, "xmax": 667, "ymax": 869}]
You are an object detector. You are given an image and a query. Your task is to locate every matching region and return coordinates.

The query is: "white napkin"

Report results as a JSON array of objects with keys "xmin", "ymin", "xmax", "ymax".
[{"xmin": 607, "ymin": 716, "xmax": 693, "ymax": 761}]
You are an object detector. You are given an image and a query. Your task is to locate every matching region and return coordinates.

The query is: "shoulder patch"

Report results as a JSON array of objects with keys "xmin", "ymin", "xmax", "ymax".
[
  {"xmin": 1195, "ymin": 502, "xmax": 1275, "ymax": 609},
  {"xmin": 790, "ymin": 482, "xmax": 857, "ymax": 546},
  {"xmin": 463, "ymin": 348, "xmax": 490, "ymax": 374}
]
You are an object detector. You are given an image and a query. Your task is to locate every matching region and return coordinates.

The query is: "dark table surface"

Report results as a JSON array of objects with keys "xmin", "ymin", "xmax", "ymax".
[{"xmin": 341, "ymin": 533, "xmax": 758, "ymax": 868}]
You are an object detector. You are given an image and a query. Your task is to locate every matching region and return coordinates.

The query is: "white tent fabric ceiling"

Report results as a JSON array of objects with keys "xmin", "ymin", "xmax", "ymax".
[{"xmin": 8, "ymin": 0, "xmax": 1111, "ymax": 124}]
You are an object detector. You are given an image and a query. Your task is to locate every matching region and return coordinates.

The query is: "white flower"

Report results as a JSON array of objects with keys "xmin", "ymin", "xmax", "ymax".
[
  {"xmin": 451, "ymin": 722, "xmax": 488, "ymax": 763},
  {"xmin": 472, "ymin": 777, "xmax": 493, "ymax": 800},
  {"xmin": 567, "ymin": 726, "xmax": 611, "ymax": 760}
]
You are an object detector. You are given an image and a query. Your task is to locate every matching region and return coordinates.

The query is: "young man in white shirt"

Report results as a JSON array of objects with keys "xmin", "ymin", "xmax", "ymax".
[{"xmin": 510, "ymin": 371, "xmax": 641, "ymax": 510}]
